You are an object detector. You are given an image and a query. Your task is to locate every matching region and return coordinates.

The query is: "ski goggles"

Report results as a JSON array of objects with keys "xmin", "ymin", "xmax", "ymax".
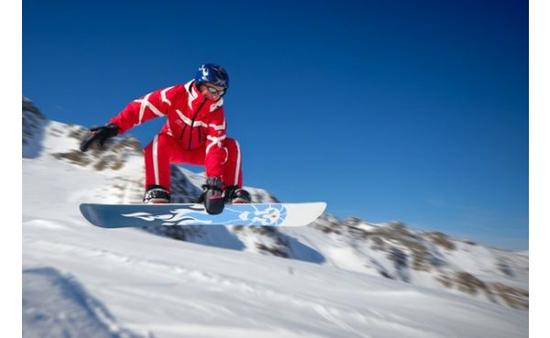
[{"xmin": 204, "ymin": 84, "xmax": 225, "ymax": 97}]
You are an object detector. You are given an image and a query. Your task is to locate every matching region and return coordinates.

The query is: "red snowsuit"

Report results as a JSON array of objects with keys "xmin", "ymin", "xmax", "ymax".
[{"xmin": 109, "ymin": 80, "xmax": 242, "ymax": 191}]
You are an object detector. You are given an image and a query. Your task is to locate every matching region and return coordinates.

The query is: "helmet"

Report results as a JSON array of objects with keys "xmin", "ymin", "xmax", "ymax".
[{"xmin": 194, "ymin": 64, "xmax": 229, "ymax": 90}]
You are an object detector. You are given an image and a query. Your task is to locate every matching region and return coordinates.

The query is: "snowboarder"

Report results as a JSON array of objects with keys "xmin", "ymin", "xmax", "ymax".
[{"xmin": 80, "ymin": 63, "xmax": 251, "ymax": 214}]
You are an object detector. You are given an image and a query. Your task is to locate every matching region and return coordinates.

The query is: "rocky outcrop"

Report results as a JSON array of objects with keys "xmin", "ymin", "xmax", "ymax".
[{"xmin": 23, "ymin": 97, "xmax": 47, "ymax": 158}]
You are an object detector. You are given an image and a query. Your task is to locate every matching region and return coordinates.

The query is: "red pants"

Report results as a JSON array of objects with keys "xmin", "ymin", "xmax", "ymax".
[{"xmin": 143, "ymin": 132, "xmax": 243, "ymax": 191}]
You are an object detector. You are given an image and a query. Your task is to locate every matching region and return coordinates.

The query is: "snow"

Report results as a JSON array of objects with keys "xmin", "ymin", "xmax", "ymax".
[
  {"xmin": 22, "ymin": 113, "xmax": 528, "ymax": 337},
  {"xmin": 23, "ymin": 267, "xmax": 142, "ymax": 338},
  {"xmin": 23, "ymin": 164, "xmax": 528, "ymax": 338}
]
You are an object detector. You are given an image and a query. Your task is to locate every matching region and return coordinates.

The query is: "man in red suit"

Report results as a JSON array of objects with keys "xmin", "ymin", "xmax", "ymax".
[{"xmin": 80, "ymin": 64, "xmax": 250, "ymax": 214}]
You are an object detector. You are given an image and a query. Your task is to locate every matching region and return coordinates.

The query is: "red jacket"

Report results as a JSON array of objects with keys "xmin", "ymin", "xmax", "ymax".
[{"xmin": 110, "ymin": 80, "xmax": 227, "ymax": 177}]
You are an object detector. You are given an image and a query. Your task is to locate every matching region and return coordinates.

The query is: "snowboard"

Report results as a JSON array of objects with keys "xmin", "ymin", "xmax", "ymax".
[{"xmin": 80, "ymin": 202, "xmax": 326, "ymax": 229}]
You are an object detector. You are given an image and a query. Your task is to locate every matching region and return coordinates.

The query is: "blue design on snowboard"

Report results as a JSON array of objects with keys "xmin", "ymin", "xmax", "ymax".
[{"xmin": 80, "ymin": 202, "xmax": 326, "ymax": 228}]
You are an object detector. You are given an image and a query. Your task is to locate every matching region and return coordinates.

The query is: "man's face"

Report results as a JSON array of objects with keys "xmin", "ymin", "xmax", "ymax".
[{"xmin": 199, "ymin": 83, "xmax": 225, "ymax": 101}]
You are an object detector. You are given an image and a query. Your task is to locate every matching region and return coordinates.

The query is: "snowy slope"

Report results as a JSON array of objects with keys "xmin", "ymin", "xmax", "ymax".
[{"xmin": 22, "ymin": 99, "xmax": 528, "ymax": 337}]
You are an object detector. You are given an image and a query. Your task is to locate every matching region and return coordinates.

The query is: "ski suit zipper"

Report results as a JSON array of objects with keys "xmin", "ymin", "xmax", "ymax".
[{"xmin": 180, "ymin": 98, "xmax": 207, "ymax": 150}]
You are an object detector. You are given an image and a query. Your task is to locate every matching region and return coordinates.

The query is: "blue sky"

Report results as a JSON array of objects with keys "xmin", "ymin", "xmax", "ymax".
[{"xmin": 23, "ymin": 0, "xmax": 528, "ymax": 250}]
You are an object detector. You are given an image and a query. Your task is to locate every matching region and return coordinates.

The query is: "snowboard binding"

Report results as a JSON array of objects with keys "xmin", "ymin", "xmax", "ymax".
[
  {"xmin": 143, "ymin": 185, "xmax": 171, "ymax": 204},
  {"xmin": 224, "ymin": 185, "xmax": 252, "ymax": 204}
]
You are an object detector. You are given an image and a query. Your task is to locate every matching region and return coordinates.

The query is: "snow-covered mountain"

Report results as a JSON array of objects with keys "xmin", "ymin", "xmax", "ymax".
[{"xmin": 22, "ymin": 98, "xmax": 528, "ymax": 337}]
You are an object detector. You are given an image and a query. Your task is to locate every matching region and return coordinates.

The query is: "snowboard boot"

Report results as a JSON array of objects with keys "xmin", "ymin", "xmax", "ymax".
[
  {"xmin": 143, "ymin": 185, "xmax": 171, "ymax": 204},
  {"xmin": 224, "ymin": 185, "xmax": 252, "ymax": 204},
  {"xmin": 201, "ymin": 177, "xmax": 225, "ymax": 215}
]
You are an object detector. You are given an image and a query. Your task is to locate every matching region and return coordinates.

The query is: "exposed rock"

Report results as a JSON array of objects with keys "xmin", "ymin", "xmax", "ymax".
[
  {"xmin": 22, "ymin": 97, "xmax": 47, "ymax": 157},
  {"xmin": 425, "ymin": 231, "xmax": 456, "ymax": 250},
  {"xmin": 491, "ymin": 282, "xmax": 528, "ymax": 310}
]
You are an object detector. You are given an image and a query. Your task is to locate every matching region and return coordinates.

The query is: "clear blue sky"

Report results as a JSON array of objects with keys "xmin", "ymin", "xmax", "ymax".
[{"xmin": 23, "ymin": 0, "xmax": 528, "ymax": 250}]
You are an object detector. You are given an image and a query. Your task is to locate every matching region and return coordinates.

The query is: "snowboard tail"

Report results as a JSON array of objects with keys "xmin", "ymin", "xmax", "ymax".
[{"xmin": 80, "ymin": 202, "xmax": 326, "ymax": 229}]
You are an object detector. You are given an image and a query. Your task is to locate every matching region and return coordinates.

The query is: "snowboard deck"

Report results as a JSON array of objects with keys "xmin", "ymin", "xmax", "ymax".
[{"xmin": 80, "ymin": 202, "xmax": 326, "ymax": 229}]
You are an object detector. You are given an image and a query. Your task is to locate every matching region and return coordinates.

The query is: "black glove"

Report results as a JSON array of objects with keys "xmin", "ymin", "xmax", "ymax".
[
  {"xmin": 202, "ymin": 176, "xmax": 224, "ymax": 215},
  {"xmin": 80, "ymin": 123, "xmax": 120, "ymax": 152}
]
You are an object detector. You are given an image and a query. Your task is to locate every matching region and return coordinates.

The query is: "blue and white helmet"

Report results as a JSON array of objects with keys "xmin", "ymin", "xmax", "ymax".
[{"xmin": 194, "ymin": 63, "xmax": 229, "ymax": 90}]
